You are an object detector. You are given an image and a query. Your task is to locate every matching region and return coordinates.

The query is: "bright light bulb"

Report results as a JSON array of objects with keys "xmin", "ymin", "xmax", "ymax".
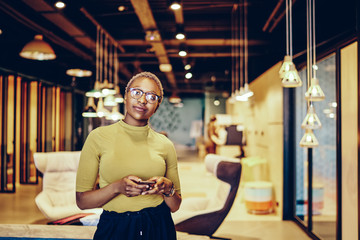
[
  {"xmin": 170, "ymin": 3, "xmax": 181, "ymax": 10},
  {"xmin": 55, "ymin": 1, "xmax": 65, "ymax": 9},
  {"xmin": 176, "ymin": 33, "xmax": 185, "ymax": 40},
  {"xmin": 179, "ymin": 50, "xmax": 187, "ymax": 57},
  {"xmin": 94, "ymin": 92, "xmax": 101, "ymax": 98},
  {"xmin": 185, "ymin": 72, "xmax": 192, "ymax": 79}
]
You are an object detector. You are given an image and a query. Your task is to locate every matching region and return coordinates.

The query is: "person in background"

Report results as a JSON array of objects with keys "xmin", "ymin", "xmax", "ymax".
[
  {"xmin": 205, "ymin": 115, "xmax": 217, "ymax": 154},
  {"xmin": 76, "ymin": 72, "xmax": 182, "ymax": 240},
  {"xmin": 206, "ymin": 115, "xmax": 228, "ymax": 154}
]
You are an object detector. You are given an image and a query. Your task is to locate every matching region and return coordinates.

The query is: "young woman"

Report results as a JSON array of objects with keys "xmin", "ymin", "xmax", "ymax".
[{"xmin": 76, "ymin": 72, "xmax": 182, "ymax": 239}]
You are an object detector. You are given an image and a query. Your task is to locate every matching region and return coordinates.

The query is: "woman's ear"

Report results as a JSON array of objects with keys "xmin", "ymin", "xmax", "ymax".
[{"xmin": 154, "ymin": 102, "xmax": 160, "ymax": 113}]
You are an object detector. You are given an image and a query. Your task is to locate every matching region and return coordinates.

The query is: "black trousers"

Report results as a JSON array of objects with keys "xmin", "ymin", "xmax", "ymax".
[{"xmin": 93, "ymin": 201, "xmax": 177, "ymax": 240}]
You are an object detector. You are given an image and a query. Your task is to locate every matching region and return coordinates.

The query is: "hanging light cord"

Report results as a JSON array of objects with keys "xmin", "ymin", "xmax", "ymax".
[
  {"xmin": 312, "ymin": 0, "xmax": 317, "ymax": 79},
  {"xmin": 306, "ymin": 0, "xmax": 312, "ymax": 87},
  {"xmin": 104, "ymin": 35, "xmax": 108, "ymax": 83},
  {"xmin": 231, "ymin": 4, "xmax": 236, "ymax": 94},
  {"xmin": 114, "ymin": 43, "xmax": 118, "ymax": 86},
  {"xmin": 236, "ymin": 3, "xmax": 240, "ymax": 92},
  {"xmin": 306, "ymin": 0, "xmax": 313, "ymax": 108},
  {"xmin": 96, "ymin": 26, "xmax": 100, "ymax": 83},
  {"xmin": 109, "ymin": 41, "xmax": 113, "ymax": 85},
  {"xmin": 239, "ymin": 1, "xmax": 244, "ymax": 90},
  {"xmin": 100, "ymin": 29, "xmax": 103, "ymax": 84},
  {"xmin": 244, "ymin": 0, "xmax": 248, "ymax": 85},
  {"xmin": 289, "ymin": 0, "xmax": 293, "ymax": 58},
  {"xmin": 285, "ymin": 0, "xmax": 289, "ymax": 56}
]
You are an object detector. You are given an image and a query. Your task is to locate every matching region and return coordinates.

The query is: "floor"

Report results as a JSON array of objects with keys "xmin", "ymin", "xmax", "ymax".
[{"xmin": 0, "ymin": 146, "xmax": 312, "ymax": 240}]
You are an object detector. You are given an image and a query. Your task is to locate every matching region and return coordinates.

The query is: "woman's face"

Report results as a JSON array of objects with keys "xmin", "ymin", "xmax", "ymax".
[{"xmin": 123, "ymin": 77, "xmax": 161, "ymax": 126}]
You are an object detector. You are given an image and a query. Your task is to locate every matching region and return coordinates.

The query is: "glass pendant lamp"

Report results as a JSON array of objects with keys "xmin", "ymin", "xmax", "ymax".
[
  {"xmin": 235, "ymin": 88, "xmax": 248, "ymax": 102},
  {"xmin": 281, "ymin": 63, "xmax": 302, "ymax": 87},
  {"xmin": 169, "ymin": 92, "xmax": 182, "ymax": 104},
  {"xmin": 101, "ymin": 79, "xmax": 116, "ymax": 96},
  {"xmin": 305, "ymin": 77, "xmax": 325, "ymax": 101},
  {"xmin": 279, "ymin": 0, "xmax": 301, "ymax": 88},
  {"xmin": 241, "ymin": 83, "xmax": 254, "ymax": 98},
  {"xmin": 114, "ymin": 86, "xmax": 124, "ymax": 103},
  {"xmin": 96, "ymin": 98, "xmax": 109, "ymax": 117},
  {"xmin": 279, "ymin": 55, "xmax": 293, "ymax": 78},
  {"xmin": 106, "ymin": 106, "xmax": 124, "ymax": 121},
  {"xmin": 228, "ymin": 92, "xmax": 236, "ymax": 104},
  {"xmin": 101, "ymin": 36, "xmax": 116, "ymax": 96},
  {"xmin": 82, "ymin": 97, "xmax": 97, "ymax": 117},
  {"xmin": 104, "ymin": 94, "xmax": 117, "ymax": 107},
  {"xmin": 299, "ymin": 129, "xmax": 319, "ymax": 148},
  {"xmin": 301, "ymin": 104, "xmax": 322, "ymax": 129},
  {"xmin": 85, "ymin": 80, "xmax": 103, "ymax": 98}
]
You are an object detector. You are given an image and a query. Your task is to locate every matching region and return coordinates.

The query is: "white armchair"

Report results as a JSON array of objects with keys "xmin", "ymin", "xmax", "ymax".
[
  {"xmin": 172, "ymin": 154, "xmax": 241, "ymax": 237},
  {"xmin": 34, "ymin": 151, "xmax": 102, "ymax": 221}
]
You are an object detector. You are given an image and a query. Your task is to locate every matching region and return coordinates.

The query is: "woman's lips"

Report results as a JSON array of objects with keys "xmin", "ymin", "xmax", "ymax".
[{"xmin": 133, "ymin": 106, "xmax": 147, "ymax": 112}]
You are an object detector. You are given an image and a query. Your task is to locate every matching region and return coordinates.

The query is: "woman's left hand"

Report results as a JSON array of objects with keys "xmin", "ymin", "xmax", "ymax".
[{"xmin": 141, "ymin": 177, "xmax": 173, "ymax": 196}]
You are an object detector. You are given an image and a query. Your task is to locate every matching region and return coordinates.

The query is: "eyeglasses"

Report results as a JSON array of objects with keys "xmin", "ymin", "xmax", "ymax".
[{"xmin": 129, "ymin": 88, "xmax": 161, "ymax": 104}]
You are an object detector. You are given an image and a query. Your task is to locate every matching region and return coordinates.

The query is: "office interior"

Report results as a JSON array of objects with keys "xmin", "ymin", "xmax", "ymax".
[{"xmin": 0, "ymin": 0, "xmax": 358, "ymax": 239}]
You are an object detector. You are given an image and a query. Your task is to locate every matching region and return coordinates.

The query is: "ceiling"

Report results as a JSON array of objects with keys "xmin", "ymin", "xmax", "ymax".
[{"xmin": 0, "ymin": 0, "xmax": 355, "ymax": 97}]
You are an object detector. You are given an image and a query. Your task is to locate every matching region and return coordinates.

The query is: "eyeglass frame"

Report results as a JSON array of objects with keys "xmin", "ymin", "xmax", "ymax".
[{"xmin": 128, "ymin": 88, "xmax": 162, "ymax": 104}]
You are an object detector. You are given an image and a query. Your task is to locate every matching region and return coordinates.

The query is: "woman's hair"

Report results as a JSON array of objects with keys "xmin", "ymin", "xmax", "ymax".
[{"xmin": 125, "ymin": 72, "xmax": 164, "ymax": 104}]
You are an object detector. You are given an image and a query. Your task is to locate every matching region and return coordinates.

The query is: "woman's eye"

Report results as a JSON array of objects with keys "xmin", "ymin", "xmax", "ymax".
[
  {"xmin": 147, "ymin": 94, "xmax": 157, "ymax": 101},
  {"xmin": 134, "ymin": 90, "xmax": 142, "ymax": 95}
]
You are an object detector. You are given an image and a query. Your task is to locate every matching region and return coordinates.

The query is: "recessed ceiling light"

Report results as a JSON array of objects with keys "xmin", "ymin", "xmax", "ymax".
[
  {"xmin": 178, "ymin": 50, "xmax": 187, "ymax": 57},
  {"xmin": 175, "ymin": 32, "xmax": 185, "ymax": 40},
  {"xmin": 185, "ymin": 72, "xmax": 192, "ymax": 79},
  {"xmin": 170, "ymin": 0, "xmax": 181, "ymax": 10},
  {"xmin": 55, "ymin": 1, "xmax": 65, "ymax": 9},
  {"xmin": 118, "ymin": 5, "xmax": 126, "ymax": 12},
  {"xmin": 0, "ymin": 29, "xmax": 2, "ymax": 35},
  {"xmin": 159, "ymin": 64, "xmax": 172, "ymax": 72},
  {"xmin": 184, "ymin": 64, "xmax": 191, "ymax": 70}
]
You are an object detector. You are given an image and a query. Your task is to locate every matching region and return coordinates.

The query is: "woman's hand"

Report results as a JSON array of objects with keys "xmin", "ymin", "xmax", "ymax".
[
  {"xmin": 117, "ymin": 175, "xmax": 151, "ymax": 197},
  {"xmin": 141, "ymin": 176, "xmax": 173, "ymax": 196}
]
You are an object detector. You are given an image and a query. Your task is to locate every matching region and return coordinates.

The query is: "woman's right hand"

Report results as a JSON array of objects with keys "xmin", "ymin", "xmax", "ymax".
[{"xmin": 116, "ymin": 175, "xmax": 150, "ymax": 197}]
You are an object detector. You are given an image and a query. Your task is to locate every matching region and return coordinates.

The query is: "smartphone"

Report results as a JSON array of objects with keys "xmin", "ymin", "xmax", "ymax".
[{"xmin": 137, "ymin": 180, "xmax": 156, "ymax": 185}]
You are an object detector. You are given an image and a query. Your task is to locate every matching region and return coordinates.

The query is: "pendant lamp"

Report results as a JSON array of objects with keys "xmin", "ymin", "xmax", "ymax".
[
  {"xmin": 281, "ymin": 61, "xmax": 302, "ymax": 87},
  {"xmin": 96, "ymin": 98, "xmax": 109, "ymax": 117},
  {"xmin": 104, "ymin": 94, "xmax": 117, "ymax": 107},
  {"xmin": 86, "ymin": 27, "xmax": 103, "ymax": 99},
  {"xmin": 229, "ymin": 92, "xmax": 236, "ymax": 104},
  {"xmin": 238, "ymin": 0, "xmax": 253, "ymax": 100},
  {"xmin": 20, "ymin": 35, "xmax": 56, "ymax": 60},
  {"xmin": 114, "ymin": 86, "xmax": 124, "ymax": 103},
  {"xmin": 241, "ymin": 83, "xmax": 254, "ymax": 98},
  {"xmin": 235, "ymin": 88, "xmax": 248, "ymax": 101},
  {"xmin": 279, "ymin": 55, "xmax": 292, "ymax": 78},
  {"xmin": 101, "ymin": 36, "xmax": 116, "ymax": 96},
  {"xmin": 85, "ymin": 80, "xmax": 103, "ymax": 98},
  {"xmin": 299, "ymin": 129, "xmax": 319, "ymax": 148},
  {"xmin": 82, "ymin": 97, "xmax": 97, "ymax": 118},
  {"xmin": 279, "ymin": 0, "xmax": 302, "ymax": 88},
  {"xmin": 301, "ymin": 104, "xmax": 322, "ymax": 129},
  {"xmin": 169, "ymin": 92, "xmax": 182, "ymax": 104},
  {"xmin": 229, "ymin": 3, "xmax": 238, "ymax": 104},
  {"xmin": 106, "ymin": 106, "xmax": 124, "ymax": 121},
  {"xmin": 305, "ymin": 77, "xmax": 325, "ymax": 101}
]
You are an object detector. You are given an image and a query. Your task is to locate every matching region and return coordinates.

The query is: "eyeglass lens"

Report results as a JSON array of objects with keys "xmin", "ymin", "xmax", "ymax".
[{"xmin": 130, "ymin": 88, "xmax": 159, "ymax": 104}]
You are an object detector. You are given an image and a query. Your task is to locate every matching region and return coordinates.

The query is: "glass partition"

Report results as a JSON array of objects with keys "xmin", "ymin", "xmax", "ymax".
[{"xmin": 295, "ymin": 53, "xmax": 337, "ymax": 239}]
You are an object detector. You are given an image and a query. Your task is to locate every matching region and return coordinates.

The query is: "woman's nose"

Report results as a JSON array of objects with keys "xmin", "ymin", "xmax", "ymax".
[{"xmin": 137, "ymin": 94, "xmax": 147, "ymax": 104}]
